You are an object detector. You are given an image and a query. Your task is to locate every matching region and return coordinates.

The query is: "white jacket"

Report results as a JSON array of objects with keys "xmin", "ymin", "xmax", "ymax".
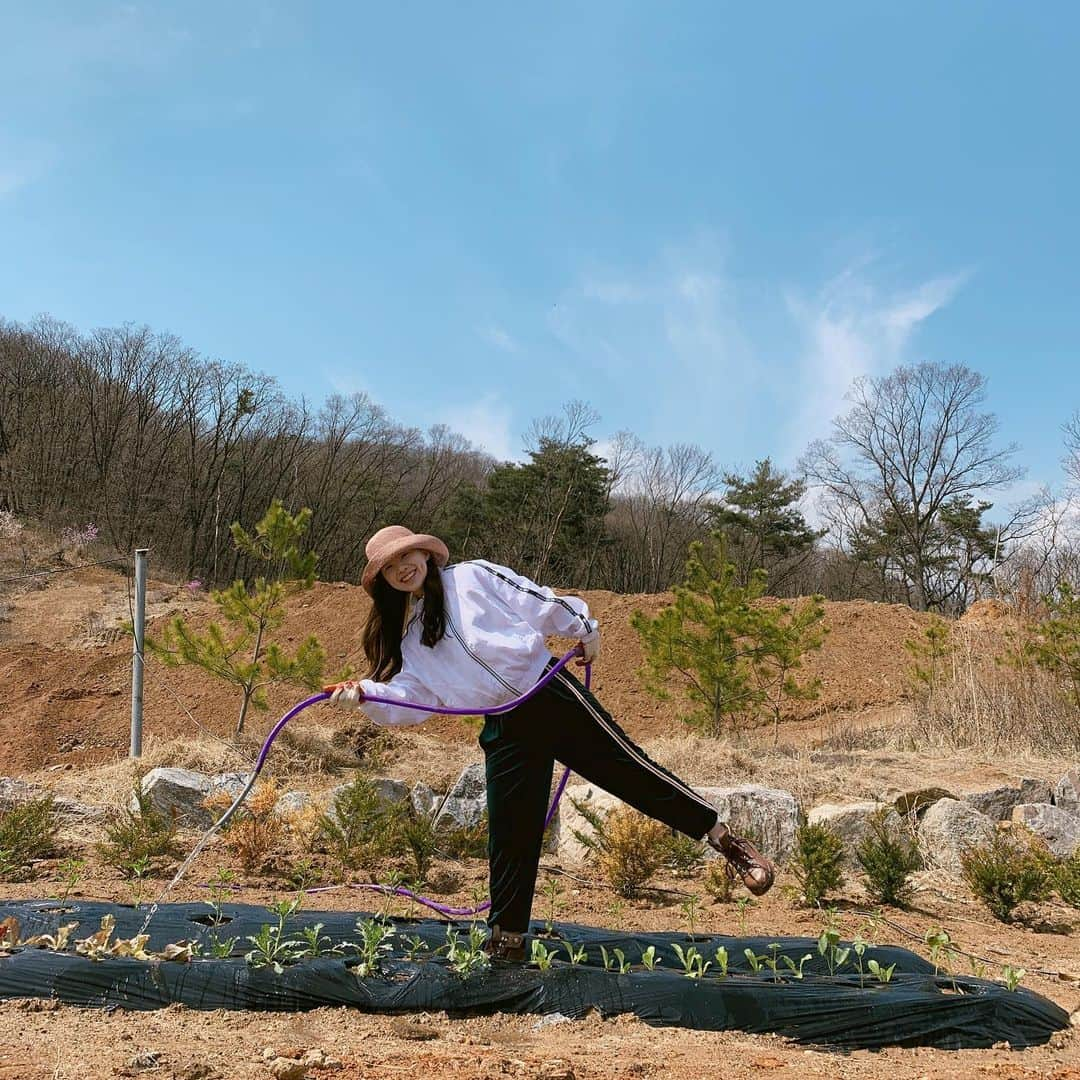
[{"xmin": 358, "ymin": 559, "xmax": 597, "ymax": 727}]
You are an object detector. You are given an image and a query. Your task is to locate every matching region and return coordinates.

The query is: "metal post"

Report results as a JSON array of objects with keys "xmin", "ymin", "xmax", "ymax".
[{"xmin": 130, "ymin": 548, "xmax": 148, "ymax": 758}]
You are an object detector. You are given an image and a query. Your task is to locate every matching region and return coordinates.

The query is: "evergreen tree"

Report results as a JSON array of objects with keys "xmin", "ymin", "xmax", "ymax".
[
  {"xmin": 148, "ymin": 500, "xmax": 326, "ymax": 735},
  {"xmin": 709, "ymin": 459, "xmax": 820, "ymax": 592},
  {"xmin": 631, "ymin": 532, "xmax": 826, "ymax": 736}
]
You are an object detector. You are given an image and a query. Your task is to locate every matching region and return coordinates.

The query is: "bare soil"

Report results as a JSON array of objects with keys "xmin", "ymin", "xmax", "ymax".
[{"xmin": 2, "ymin": 556, "xmax": 1080, "ymax": 1078}]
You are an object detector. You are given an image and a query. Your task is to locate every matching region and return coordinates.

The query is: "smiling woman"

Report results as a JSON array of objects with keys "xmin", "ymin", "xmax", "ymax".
[{"xmin": 323, "ymin": 525, "xmax": 775, "ymax": 963}]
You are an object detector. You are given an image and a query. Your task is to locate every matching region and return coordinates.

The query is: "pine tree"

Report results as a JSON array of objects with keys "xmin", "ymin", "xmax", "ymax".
[
  {"xmin": 710, "ymin": 459, "xmax": 820, "ymax": 593},
  {"xmin": 148, "ymin": 500, "xmax": 326, "ymax": 735},
  {"xmin": 630, "ymin": 532, "xmax": 826, "ymax": 737}
]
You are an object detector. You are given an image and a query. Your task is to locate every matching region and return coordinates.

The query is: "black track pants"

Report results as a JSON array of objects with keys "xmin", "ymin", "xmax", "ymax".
[{"xmin": 479, "ymin": 661, "xmax": 719, "ymax": 933}]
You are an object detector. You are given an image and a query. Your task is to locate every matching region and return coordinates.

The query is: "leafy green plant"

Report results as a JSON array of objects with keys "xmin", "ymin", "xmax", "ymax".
[
  {"xmin": 735, "ymin": 896, "xmax": 755, "ymax": 935},
  {"xmin": 297, "ymin": 923, "xmax": 338, "ymax": 959},
  {"xmin": 791, "ymin": 822, "xmax": 845, "ymax": 907},
  {"xmin": 640, "ymin": 944, "xmax": 661, "ymax": 971},
  {"xmin": 867, "ymin": 958, "xmax": 895, "ymax": 984},
  {"xmin": 600, "ymin": 945, "xmax": 632, "ymax": 974},
  {"xmin": 961, "ymin": 833, "xmax": 1052, "ymax": 922},
  {"xmin": 402, "ymin": 934, "xmax": 428, "ymax": 961},
  {"xmin": 680, "ymin": 894, "xmax": 703, "ymax": 940},
  {"xmin": 349, "ymin": 916, "xmax": 396, "ymax": 978},
  {"xmin": 743, "ymin": 947, "xmax": 767, "ymax": 974},
  {"xmin": 565, "ymin": 942, "xmax": 587, "ymax": 966},
  {"xmin": 713, "ymin": 945, "xmax": 729, "ymax": 977},
  {"xmin": 856, "ymin": 810, "xmax": 921, "ymax": 907},
  {"xmin": 444, "ymin": 925, "xmax": 489, "ymax": 977},
  {"xmin": 530, "ymin": 939, "xmax": 558, "ymax": 971},
  {"xmin": 541, "ymin": 874, "xmax": 564, "ymax": 935},
  {"xmin": 97, "ymin": 783, "xmax": 181, "ymax": 875},
  {"xmin": 924, "ymin": 928, "xmax": 958, "ymax": 976},
  {"xmin": 672, "ymin": 942, "xmax": 710, "ymax": 979},
  {"xmin": 571, "ymin": 802, "xmax": 666, "ymax": 898},
  {"xmin": 146, "ymin": 500, "xmax": 325, "ymax": 735},
  {"xmin": 1003, "ymin": 964, "xmax": 1026, "ymax": 992},
  {"xmin": 245, "ymin": 898, "xmax": 305, "ymax": 974},
  {"xmin": 816, "ymin": 927, "xmax": 850, "ymax": 977},
  {"xmin": 0, "ymin": 796, "xmax": 60, "ymax": 880},
  {"xmin": 780, "ymin": 952, "xmax": 813, "ymax": 980}
]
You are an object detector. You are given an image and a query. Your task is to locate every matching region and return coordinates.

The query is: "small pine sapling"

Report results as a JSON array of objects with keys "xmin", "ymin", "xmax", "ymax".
[
  {"xmin": 791, "ymin": 822, "xmax": 845, "ymax": 907},
  {"xmin": 856, "ymin": 810, "xmax": 921, "ymax": 908}
]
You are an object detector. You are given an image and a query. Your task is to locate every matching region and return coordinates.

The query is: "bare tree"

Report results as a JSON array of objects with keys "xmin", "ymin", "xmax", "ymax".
[
  {"xmin": 1065, "ymin": 412, "xmax": 1080, "ymax": 488},
  {"xmin": 801, "ymin": 363, "xmax": 1023, "ymax": 611}
]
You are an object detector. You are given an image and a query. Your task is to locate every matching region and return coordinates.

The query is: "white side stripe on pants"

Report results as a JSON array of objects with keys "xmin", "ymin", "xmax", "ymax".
[{"xmin": 553, "ymin": 671, "xmax": 718, "ymax": 825}]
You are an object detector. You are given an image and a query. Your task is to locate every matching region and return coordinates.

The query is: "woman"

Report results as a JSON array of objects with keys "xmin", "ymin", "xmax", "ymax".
[{"xmin": 325, "ymin": 525, "xmax": 774, "ymax": 962}]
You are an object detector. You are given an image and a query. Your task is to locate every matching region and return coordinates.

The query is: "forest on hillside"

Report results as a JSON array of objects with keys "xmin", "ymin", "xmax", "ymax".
[{"xmin": 2, "ymin": 313, "xmax": 1078, "ymax": 612}]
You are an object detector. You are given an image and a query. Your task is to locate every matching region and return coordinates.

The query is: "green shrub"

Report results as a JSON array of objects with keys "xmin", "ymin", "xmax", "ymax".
[
  {"xmin": 660, "ymin": 831, "xmax": 706, "ymax": 876},
  {"xmin": 961, "ymin": 833, "xmax": 1052, "ymax": 922},
  {"xmin": 1051, "ymin": 850, "xmax": 1080, "ymax": 908},
  {"xmin": 315, "ymin": 776, "xmax": 405, "ymax": 872},
  {"xmin": 436, "ymin": 814, "xmax": 489, "ymax": 860},
  {"xmin": 791, "ymin": 822, "xmax": 845, "ymax": 907},
  {"xmin": 572, "ymin": 801, "xmax": 667, "ymax": 898},
  {"xmin": 0, "ymin": 796, "xmax": 60, "ymax": 880},
  {"xmin": 97, "ymin": 784, "xmax": 181, "ymax": 876},
  {"xmin": 703, "ymin": 860, "xmax": 735, "ymax": 903},
  {"xmin": 856, "ymin": 811, "xmax": 921, "ymax": 907},
  {"xmin": 401, "ymin": 813, "xmax": 438, "ymax": 884}
]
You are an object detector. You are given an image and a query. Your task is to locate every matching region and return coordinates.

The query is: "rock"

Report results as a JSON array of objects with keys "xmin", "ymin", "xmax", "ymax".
[
  {"xmin": 555, "ymin": 784, "xmax": 622, "ymax": 865},
  {"xmin": 1020, "ymin": 777, "xmax": 1054, "ymax": 805},
  {"xmin": 806, "ymin": 802, "xmax": 907, "ymax": 866},
  {"xmin": 534, "ymin": 1012, "xmax": 574, "ymax": 1029},
  {"xmin": 698, "ymin": 786, "xmax": 800, "ymax": 863},
  {"xmin": 1054, "ymin": 771, "xmax": 1080, "ymax": 814},
  {"xmin": 1011, "ymin": 901, "xmax": 1075, "ymax": 935},
  {"xmin": 410, "ymin": 782, "xmax": 439, "ymax": 818},
  {"xmin": 962, "ymin": 787, "xmax": 1022, "ymax": 821},
  {"xmin": 267, "ymin": 1059, "xmax": 308, "ymax": 1080},
  {"xmin": 917, "ymin": 798, "xmax": 997, "ymax": 877},
  {"xmin": 134, "ymin": 767, "xmax": 215, "ymax": 828},
  {"xmin": 433, "ymin": 763, "xmax": 487, "ymax": 830},
  {"xmin": 371, "ymin": 777, "xmax": 410, "ymax": 806},
  {"xmin": 1012, "ymin": 803, "xmax": 1080, "ymax": 858},
  {"xmin": 50, "ymin": 795, "xmax": 107, "ymax": 821},
  {"xmin": 893, "ymin": 787, "xmax": 955, "ymax": 817},
  {"xmin": 209, "ymin": 772, "xmax": 255, "ymax": 799},
  {"xmin": 0, "ymin": 777, "xmax": 105, "ymax": 821},
  {"xmin": 273, "ymin": 791, "xmax": 311, "ymax": 817}
]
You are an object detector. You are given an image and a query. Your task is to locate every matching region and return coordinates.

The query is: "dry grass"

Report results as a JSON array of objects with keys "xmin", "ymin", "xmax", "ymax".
[{"xmin": 903, "ymin": 623, "xmax": 1080, "ymax": 754}]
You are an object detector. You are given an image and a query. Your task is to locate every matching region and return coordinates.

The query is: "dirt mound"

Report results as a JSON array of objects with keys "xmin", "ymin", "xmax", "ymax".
[{"xmin": 0, "ymin": 568, "xmax": 943, "ymax": 771}]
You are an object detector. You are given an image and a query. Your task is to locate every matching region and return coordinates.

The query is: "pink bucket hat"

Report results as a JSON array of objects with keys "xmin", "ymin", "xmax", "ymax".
[{"xmin": 361, "ymin": 525, "xmax": 449, "ymax": 595}]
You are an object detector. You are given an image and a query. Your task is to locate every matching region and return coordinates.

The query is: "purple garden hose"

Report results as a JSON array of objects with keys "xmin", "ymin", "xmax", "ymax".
[{"xmin": 215, "ymin": 646, "xmax": 591, "ymax": 919}]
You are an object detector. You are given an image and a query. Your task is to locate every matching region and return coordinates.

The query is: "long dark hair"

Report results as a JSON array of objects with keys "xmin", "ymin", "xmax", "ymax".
[{"xmin": 362, "ymin": 554, "xmax": 447, "ymax": 681}]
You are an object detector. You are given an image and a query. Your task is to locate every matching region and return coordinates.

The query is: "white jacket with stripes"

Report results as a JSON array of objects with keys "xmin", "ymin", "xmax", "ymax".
[{"xmin": 358, "ymin": 559, "xmax": 597, "ymax": 727}]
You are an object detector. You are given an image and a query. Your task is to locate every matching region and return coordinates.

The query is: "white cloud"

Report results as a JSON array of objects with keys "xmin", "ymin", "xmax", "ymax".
[
  {"xmin": 784, "ymin": 265, "xmax": 969, "ymax": 454},
  {"xmin": 479, "ymin": 323, "xmax": 519, "ymax": 353},
  {"xmin": 438, "ymin": 393, "xmax": 520, "ymax": 463},
  {"xmin": 547, "ymin": 233, "xmax": 755, "ymax": 443}
]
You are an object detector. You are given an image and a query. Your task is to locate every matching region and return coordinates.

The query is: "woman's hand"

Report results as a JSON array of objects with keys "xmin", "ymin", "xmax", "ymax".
[
  {"xmin": 323, "ymin": 680, "xmax": 365, "ymax": 709},
  {"xmin": 577, "ymin": 627, "xmax": 600, "ymax": 666}
]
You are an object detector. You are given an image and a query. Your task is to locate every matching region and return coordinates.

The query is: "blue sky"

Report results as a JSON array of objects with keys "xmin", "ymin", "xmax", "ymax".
[{"xmin": 2, "ymin": 2, "xmax": 1077, "ymax": 503}]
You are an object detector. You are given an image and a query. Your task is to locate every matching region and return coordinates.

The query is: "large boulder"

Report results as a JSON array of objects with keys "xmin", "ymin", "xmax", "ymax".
[
  {"xmin": 1054, "ymin": 771, "xmax": 1080, "ymax": 815},
  {"xmin": 807, "ymin": 802, "xmax": 907, "ymax": 867},
  {"xmin": 962, "ymin": 786, "xmax": 1022, "ymax": 821},
  {"xmin": 1013, "ymin": 803, "xmax": 1080, "ymax": 858},
  {"xmin": 893, "ymin": 787, "xmax": 955, "ymax": 817},
  {"xmin": 698, "ymin": 785, "xmax": 800, "ymax": 864},
  {"xmin": 134, "ymin": 767, "xmax": 215, "ymax": 828},
  {"xmin": 410, "ymin": 782, "xmax": 440, "ymax": 818},
  {"xmin": 433, "ymin": 763, "xmax": 487, "ymax": 830},
  {"xmin": 273, "ymin": 790, "xmax": 312, "ymax": 817},
  {"xmin": 323, "ymin": 775, "xmax": 412, "ymax": 825},
  {"xmin": 0, "ymin": 776, "xmax": 105, "ymax": 821},
  {"xmin": 917, "ymin": 798, "xmax": 997, "ymax": 877},
  {"xmin": 554, "ymin": 783, "xmax": 622, "ymax": 865},
  {"xmin": 1020, "ymin": 778, "xmax": 1054, "ymax": 805}
]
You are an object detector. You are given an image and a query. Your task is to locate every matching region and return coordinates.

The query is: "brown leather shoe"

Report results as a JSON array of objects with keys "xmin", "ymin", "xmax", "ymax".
[
  {"xmin": 708, "ymin": 825, "xmax": 775, "ymax": 896},
  {"xmin": 483, "ymin": 925, "xmax": 527, "ymax": 964}
]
